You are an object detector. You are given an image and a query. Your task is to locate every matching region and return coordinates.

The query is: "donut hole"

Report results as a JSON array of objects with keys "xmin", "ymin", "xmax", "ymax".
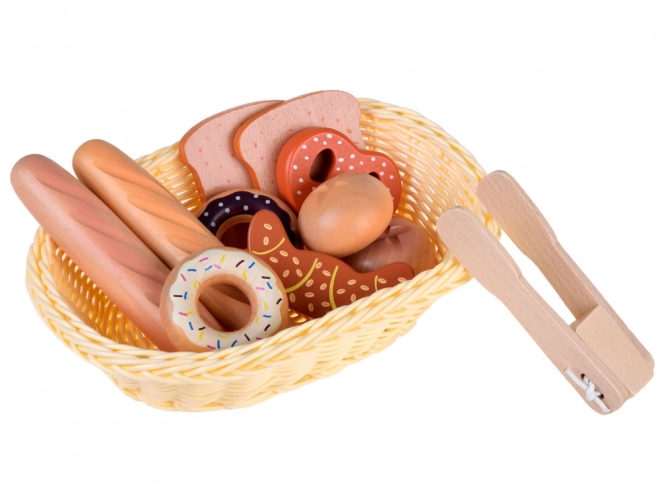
[
  {"xmin": 197, "ymin": 278, "xmax": 256, "ymax": 332},
  {"xmin": 215, "ymin": 214, "xmax": 253, "ymax": 249},
  {"xmin": 309, "ymin": 148, "xmax": 335, "ymax": 182},
  {"xmin": 368, "ymin": 171, "xmax": 380, "ymax": 180},
  {"xmin": 209, "ymin": 282, "xmax": 251, "ymax": 306}
]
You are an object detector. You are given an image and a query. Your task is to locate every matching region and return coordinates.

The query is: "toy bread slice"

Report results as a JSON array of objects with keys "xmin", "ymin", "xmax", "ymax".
[
  {"xmin": 11, "ymin": 155, "xmax": 177, "ymax": 351},
  {"xmin": 233, "ymin": 90, "xmax": 364, "ymax": 195},
  {"xmin": 179, "ymin": 100, "xmax": 282, "ymax": 202}
]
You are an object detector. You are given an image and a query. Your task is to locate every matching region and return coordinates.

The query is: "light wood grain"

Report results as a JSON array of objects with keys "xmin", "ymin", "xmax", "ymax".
[
  {"xmin": 436, "ymin": 171, "xmax": 653, "ymax": 413},
  {"xmin": 436, "ymin": 207, "xmax": 626, "ymax": 413},
  {"xmin": 572, "ymin": 305, "xmax": 652, "ymax": 395},
  {"xmin": 477, "ymin": 170, "xmax": 654, "ymax": 368}
]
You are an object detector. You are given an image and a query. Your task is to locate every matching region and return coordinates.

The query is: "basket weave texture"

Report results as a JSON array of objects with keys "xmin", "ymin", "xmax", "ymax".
[{"xmin": 25, "ymin": 99, "xmax": 498, "ymax": 411}]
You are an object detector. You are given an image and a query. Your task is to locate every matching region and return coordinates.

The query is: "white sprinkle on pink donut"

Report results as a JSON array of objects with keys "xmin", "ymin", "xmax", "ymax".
[{"xmin": 276, "ymin": 127, "xmax": 402, "ymax": 214}]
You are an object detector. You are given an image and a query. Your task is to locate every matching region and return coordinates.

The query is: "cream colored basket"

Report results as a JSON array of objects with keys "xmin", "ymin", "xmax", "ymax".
[{"xmin": 25, "ymin": 99, "xmax": 498, "ymax": 410}]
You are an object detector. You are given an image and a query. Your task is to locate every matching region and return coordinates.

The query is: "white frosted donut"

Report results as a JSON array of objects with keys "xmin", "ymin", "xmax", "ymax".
[{"xmin": 160, "ymin": 247, "xmax": 289, "ymax": 352}]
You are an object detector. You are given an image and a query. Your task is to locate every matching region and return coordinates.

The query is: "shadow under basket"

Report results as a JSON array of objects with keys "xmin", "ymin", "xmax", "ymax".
[{"xmin": 25, "ymin": 99, "xmax": 498, "ymax": 411}]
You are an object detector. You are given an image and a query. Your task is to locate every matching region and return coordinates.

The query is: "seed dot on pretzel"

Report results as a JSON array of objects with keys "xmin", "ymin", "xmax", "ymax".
[
  {"xmin": 361, "ymin": 285, "xmax": 369, "ymax": 291},
  {"xmin": 323, "ymin": 270, "xmax": 331, "ymax": 277},
  {"xmin": 308, "ymin": 303, "xmax": 314, "ymax": 313},
  {"xmin": 293, "ymin": 257, "xmax": 300, "ymax": 265},
  {"xmin": 265, "ymin": 223, "xmax": 273, "ymax": 230},
  {"xmin": 280, "ymin": 250, "xmax": 288, "ymax": 257},
  {"xmin": 269, "ymin": 256, "xmax": 278, "ymax": 263},
  {"xmin": 296, "ymin": 269, "xmax": 303, "ymax": 277},
  {"xmin": 263, "ymin": 236, "xmax": 269, "ymax": 246},
  {"xmin": 337, "ymin": 288, "xmax": 346, "ymax": 295},
  {"xmin": 305, "ymin": 279, "xmax": 314, "ymax": 287},
  {"xmin": 378, "ymin": 277, "xmax": 387, "ymax": 284},
  {"xmin": 289, "ymin": 293, "xmax": 296, "ymax": 303},
  {"xmin": 283, "ymin": 269, "xmax": 290, "ymax": 278},
  {"xmin": 320, "ymin": 283, "xmax": 328, "ymax": 290},
  {"xmin": 347, "ymin": 279, "xmax": 356, "ymax": 285},
  {"xmin": 321, "ymin": 301, "xmax": 330, "ymax": 308},
  {"xmin": 304, "ymin": 292, "xmax": 314, "ymax": 298},
  {"xmin": 316, "ymin": 261, "xmax": 322, "ymax": 269},
  {"xmin": 350, "ymin": 294, "xmax": 357, "ymax": 302}
]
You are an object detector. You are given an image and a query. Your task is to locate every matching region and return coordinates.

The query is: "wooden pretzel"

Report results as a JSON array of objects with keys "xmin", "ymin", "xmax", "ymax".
[{"xmin": 247, "ymin": 210, "xmax": 414, "ymax": 319}]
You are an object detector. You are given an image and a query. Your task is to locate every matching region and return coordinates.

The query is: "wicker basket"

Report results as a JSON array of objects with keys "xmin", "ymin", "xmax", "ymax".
[{"xmin": 25, "ymin": 98, "xmax": 498, "ymax": 411}]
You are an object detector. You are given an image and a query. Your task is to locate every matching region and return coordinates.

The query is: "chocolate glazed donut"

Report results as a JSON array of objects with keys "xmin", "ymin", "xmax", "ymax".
[{"xmin": 198, "ymin": 189, "xmax": 300, "ymax": 248}]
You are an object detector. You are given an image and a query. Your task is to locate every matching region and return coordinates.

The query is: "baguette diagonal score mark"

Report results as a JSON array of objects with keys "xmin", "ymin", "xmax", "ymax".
[{"xmin": 72, "ymin": 139, "xmax": 253, "ymax": 331}]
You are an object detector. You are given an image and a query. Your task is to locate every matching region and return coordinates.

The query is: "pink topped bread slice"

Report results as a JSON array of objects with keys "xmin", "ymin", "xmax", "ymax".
[
  {"xmin": 179, "ymin": 100, "xmax": 282, "ymax": 202},
  {"xmin": 233, "ymin": 90, "xmax": 364, "ymax": 195}
]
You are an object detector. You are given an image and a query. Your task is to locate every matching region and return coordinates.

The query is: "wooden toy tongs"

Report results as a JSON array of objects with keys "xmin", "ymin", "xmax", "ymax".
[{"xmin": 436, "ymin": 171, "xmax": 653, "ymax": 414}]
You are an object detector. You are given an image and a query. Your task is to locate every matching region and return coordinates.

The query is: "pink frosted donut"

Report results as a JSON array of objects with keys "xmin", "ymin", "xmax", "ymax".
[{"xmin": 276, "ymin": 127, "xmax": 402, "ymax": 213}]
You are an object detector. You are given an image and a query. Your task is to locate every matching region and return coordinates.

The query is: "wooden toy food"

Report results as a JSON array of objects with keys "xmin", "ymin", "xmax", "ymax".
[
  {"xmin": 297, "ymin": 173, "xmax": 393, "ymax": 258},
  {"xmin": 160, "ymin": 247, "xmax": 289, "ymax": 352},
  {"xmin": 179, "ymin": 100, "xmax": 281, "ymax": 202},
  {"xmin": 343, "ymin": 217, "xmax": 437, "ymax": 275},
  {"xmin": 234, "ymin": 90, "xmax": 364, "ymax": 195},
  {"xmin": 276, "ymin": 127, "xmax": 402, "ymax": 213},
  {"xmin": 11, "ymin": 154, "xmax": 177, "ymax": 351},
  {"xmin": 197, "ymin": 188, "xmax": 299, "ymax": 249},
  {"xmin": 248, "ymin": 210, "xmax": 414, "ymax": 319},
  {"xmin": 72, "ymin": 139, "xmax": 252, "ymax": 332},
  {"xmin": 21, "ymin": 97, "xmax": 652, "ymax": 414}
]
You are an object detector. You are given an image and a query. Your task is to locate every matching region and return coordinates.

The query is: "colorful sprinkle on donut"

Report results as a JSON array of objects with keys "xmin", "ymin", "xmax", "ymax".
[{"xmin": 162, "ymin": 247, "xmax": 288, "ymax": 351}]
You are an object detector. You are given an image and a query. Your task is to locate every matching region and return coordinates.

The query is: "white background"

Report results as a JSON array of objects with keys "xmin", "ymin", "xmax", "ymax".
[{"xmin": 1, "ymin": 1, "xmax": 659, "ymax": 493}]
